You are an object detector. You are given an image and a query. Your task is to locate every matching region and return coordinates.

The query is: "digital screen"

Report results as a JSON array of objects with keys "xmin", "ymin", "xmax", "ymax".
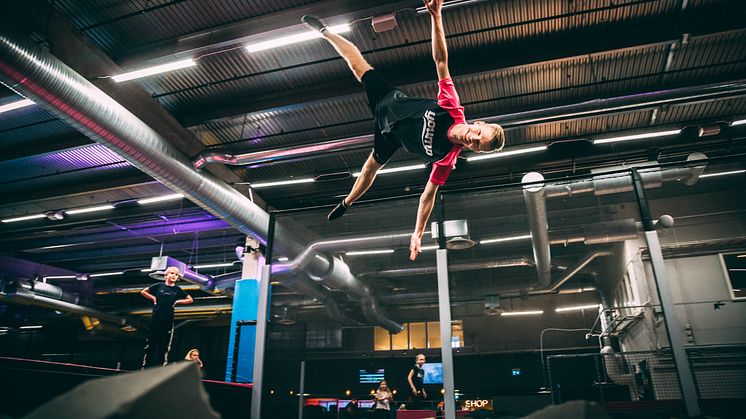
[
  {"xmin": 423, "ymin": 363, "xmax": 443, "ymax": 384},
  {"xmin": 511, "ymin": 368, "xmax": 521, "ymax": 376},
  {"xmin": 339, "ymin": 400, "xmax": 374, "ymax": 409},
  {"xmin": 359, "ymin": 368, "xmax": 385, "ymax": 384}
]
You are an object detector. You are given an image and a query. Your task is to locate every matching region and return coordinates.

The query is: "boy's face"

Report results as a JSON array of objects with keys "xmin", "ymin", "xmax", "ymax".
[
  {"xmin": 463, "ymin": 122, "xmax": 497, "ymax": 153},
  {"xmin": 416, "ymin": 355, "xmax": 426, "ymax": 366}
]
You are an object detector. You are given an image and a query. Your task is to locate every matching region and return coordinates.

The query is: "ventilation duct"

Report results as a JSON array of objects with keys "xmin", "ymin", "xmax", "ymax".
[
  {"xmin": 0, "ymin": 31, "xmax": 401, "ymax": 333},
  {"xmin": 522, "ymin": 172, "xmax": 552, "ymax": 287}
]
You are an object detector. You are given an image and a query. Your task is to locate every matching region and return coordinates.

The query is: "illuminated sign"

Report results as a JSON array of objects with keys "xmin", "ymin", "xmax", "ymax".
[{"xmin": 463, "ymin": 399, "xmax": 493, "ymax": 410}]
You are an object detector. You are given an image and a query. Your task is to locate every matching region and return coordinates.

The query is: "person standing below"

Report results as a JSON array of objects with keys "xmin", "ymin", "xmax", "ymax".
[
  {"xmin": 373, "ymin": 380, "xmax": 393, "ymax": 418},
  {"xmin": 140, "ymin": 266, "xmax": 193, "ymax": 368},
  {"xmin": 407, "ymin": 354, "xmax": 428, "ymax": 409},
  {"xmin": 301, "ymin": 0, "xmax": 505, "ymax": 261}
]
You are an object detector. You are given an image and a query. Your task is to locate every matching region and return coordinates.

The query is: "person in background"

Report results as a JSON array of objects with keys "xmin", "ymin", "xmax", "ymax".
[
  {"xmin": 407, "ymin": 353, "xmax": 427, "ymax": 409},
  {"xmin": 185, "ymin": 348, "xmax": 203, "ymax": 368},
  {"xmin": 373, "ymin": 380, "xmax": 393, "ymax": 418},
  {"xmin": 140, "ymin": 266, "xmax": 193, "ymax": 368}
]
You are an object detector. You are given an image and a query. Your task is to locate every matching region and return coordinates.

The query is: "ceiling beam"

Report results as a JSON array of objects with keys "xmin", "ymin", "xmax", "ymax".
[
  {"xmin": 174, "ymin": 2, "xmax": 746, "ymax": 125},
  {"xmin": 114, "ymin": 0, "xmax": 421, "ymax": 67}
]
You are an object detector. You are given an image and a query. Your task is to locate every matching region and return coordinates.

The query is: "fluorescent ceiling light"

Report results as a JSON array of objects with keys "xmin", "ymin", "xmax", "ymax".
[
  {"xmin": 137, "ymin": 193, "xmax": 184, "ymax": 205},
  {"xmin": 246, "ymin": 23, "xmax": 351, "ymax": 52},
  {"xmin": 65, "ymin": 204, "xmax": 115, "ymax": 215},
  {"xmin": 20, "ymin": 325, "xmax": 44, "ymax": 330},
  {"xmin": 39, "ymin": 243, "xmax": 90, "ymax": 250},
  {"xmin": 500, "ymin": 310, "xmax": 544, "ymax": 316},
  {"xmin": 193, "ymin": 262, "xmax": 235, "ymax": 269},
  {"xmin": 479, "ymin": 234, "xmax": 532, "ymax": 245},
  {"xmin": 89, "ymin": 271, "xmax": 124, "ymax": 277},
  {"xmin": 251, "ymin": 178, "xmax": 314, "ymax": 188},
  {"xmin": 140, "ymin": 268, "xmax": 153, "ymax": 272},
  {"xmin": 1, "ymin": 213, "xmax": 46, "ymax": 223},
  {"xmin": 699, "ymin": 169, "xmax": 745, "ymax": 178},
  {"xmin": 556, "ymin": 304, "xmax": 601, "ymax": 313},
  {"xmin": 420, "ymin": 245, "xmax": 439, "ymax": 251},
  {"xmin": 730, "ymin": 119, "xmax": 746, "ymax": 126},
  {"xmin": 345, "ymin": 249, "xmax": 395, "ymax": 256},
  {"xmin": 0, "ymin": 98, "xmax": 34, "ymax": 114},
  {"xmin": 353, "ymin": 163, "xmax": 425, "ymax": 177},
  {"xmin": 42, "ymin": 275, "xmax": 77, "ymax": 280},
  {"xmin": 467, "ymin": 145, "xmax": 547, "ymax": 162},
  {"xmin": 593, "ymin": 129, "xmax": 681, "ymax": 145},
  {"xmin": 277, "ymin": 257, "xmax": 289, "ymax": 262},
  {"xmin": 112, "ymin": 58, "xmax": 196, "ymax": 82}
]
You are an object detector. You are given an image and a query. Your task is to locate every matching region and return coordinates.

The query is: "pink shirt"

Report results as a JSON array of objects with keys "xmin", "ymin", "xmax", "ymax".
[{"xmin": 430, "ymin": 78, "xmax": 466, "ymax": 185}]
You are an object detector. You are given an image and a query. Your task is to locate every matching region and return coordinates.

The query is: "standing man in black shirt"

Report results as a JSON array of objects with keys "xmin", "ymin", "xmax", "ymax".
[
  {"xmin": 140, "ymin": 266, "xmax": 193, "ymax": 368},
  {"xmin": 407, "ymin": 353, "xmax": 428, "ymax": 409},
  {"xmin": 301, "ymin": 0, "xmax": 505, "ymax": 261}
]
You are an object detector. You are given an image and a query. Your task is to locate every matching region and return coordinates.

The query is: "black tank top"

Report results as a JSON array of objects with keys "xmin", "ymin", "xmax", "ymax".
[{"xmin": 411, "ymin": 365, "xmax": 424, "ymax": 389}]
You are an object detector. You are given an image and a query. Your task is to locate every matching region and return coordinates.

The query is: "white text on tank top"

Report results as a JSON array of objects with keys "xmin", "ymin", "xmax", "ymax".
[{"xmin": 421, "ymin": 110, "xmax": 436, "ymax": 157}]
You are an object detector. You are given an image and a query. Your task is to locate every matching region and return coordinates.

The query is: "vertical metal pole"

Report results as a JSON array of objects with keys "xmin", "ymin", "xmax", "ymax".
[
  {"xmin": 298, "ymin": 360, "xmax": 306, "ymax": 419},
  {"xmin": 435, "ymin": 193, "xmax": 455, "ymax": 419},
  {"xmin": 231, "ymin": 324, "xmax": 242, "ymax": 382},
  {"xmin": 251, "ymin": 214, "xmax": 275, "ymax": 419},
  {"xmin": 630, "ymin": 169, "xmax": 700, "ymax": 416}
]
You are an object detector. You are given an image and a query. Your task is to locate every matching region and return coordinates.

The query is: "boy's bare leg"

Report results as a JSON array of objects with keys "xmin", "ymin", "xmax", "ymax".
[{"xmin": 302, "ymin": 16, "xmax": 372, "ymax": 81}]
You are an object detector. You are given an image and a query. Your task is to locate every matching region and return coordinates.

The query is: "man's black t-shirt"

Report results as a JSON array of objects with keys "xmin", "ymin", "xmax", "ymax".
[
  {"xmin": 376, "ymin": 90, "xmax": 457, "ymax": 163},
  {"xmin": 147, "ymin": 283, "xmax": 188, "ymax": 324},
  {"xmin": 410, "ymin": 364, "xmax": 425, "ymax": 390}
]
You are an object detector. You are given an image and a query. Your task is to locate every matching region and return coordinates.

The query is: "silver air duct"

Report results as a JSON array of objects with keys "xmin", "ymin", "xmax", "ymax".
[
  {"xmin": 0, "ymin": 31, "xmax": 401, "ymax": 332},
  {"xmin": 522, "ymin": 172, "xmax": 552, "ymax": 287}
]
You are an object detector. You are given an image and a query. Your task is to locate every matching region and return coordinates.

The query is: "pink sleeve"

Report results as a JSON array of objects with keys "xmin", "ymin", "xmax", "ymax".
[
  {"xmin": 429, "ymin": 145, "xmax": 462, "ymax": 185},
  {"xmin": 437, "ymin": 78, "xmax": 466, "ymax": 124}
]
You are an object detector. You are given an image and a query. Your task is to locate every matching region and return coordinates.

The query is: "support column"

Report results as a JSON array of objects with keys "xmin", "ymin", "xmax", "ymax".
[
  {"xmin": 631, "ymin": 169, "xmax": 700, "ymax": 416},
  {"xmin": 298, "ymin": 360, "xmax": 306, "ymax": 419},
  {"xmin": 436, "ymin": 249, "xmax": 456, "ymax": 419},
  {"xmin": 251, "ymin": 214, "xmax": 275, "ymax": 419}
]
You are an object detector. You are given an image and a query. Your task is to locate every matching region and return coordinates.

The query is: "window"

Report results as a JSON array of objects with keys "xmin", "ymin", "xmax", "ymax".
[
  {"xmin": 719, "ymin": 252, "xmax": 746, "ymax": 300},
  {"xmin": 374, "ymin": 321, "xmax": 464, "ymax": 351}
]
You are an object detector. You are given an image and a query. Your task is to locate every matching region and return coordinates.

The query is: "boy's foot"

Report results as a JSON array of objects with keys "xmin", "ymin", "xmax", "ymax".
[{"xmin": 301, "ymin": 15, "xmax": 327, "ymax": 33}]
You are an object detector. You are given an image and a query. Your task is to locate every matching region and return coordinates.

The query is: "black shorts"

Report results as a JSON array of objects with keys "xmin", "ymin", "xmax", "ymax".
[{"xmin": 362, "ymin": 70, "xmax": 401, "ymax": 165}]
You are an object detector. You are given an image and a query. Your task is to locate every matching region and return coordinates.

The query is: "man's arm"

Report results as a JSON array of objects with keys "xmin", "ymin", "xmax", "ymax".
[
  {"xmin": 424, "ymin": 0, "xmax": 449, "ymax": 81},
  {"xmin": 410, "ymin": 180, "xmax": 439, "ymax": 261},
  {"xmin": 141, "ymin": 287, "xmax": 156, "ymax": 304}
]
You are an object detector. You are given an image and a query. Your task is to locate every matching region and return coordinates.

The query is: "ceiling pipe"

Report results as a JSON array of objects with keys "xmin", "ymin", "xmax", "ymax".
[
  {"xmin": 545, "ymin": 152, "xmax": 708, "ymax": 198},
  {"xmin": 191, "ymin": 80, "xmax": 746, "ymax": 169},
  {"xmin": 359, "ymin": 257, "xmax": 533, "ymax": 278},
  {"xmin": 0, "ymin": 31, "xmax": 401, "ymax": 333},
  {"xmin": 0, "ymin": 290, "xmax": 143, "ymax": 330},
  {"xmin": 499, "ymin": 250, "xmax": 612, "ymax": 298},
  {"xmin": 523, "ymin": 172, "xmax": 552, "ymax": 288}
]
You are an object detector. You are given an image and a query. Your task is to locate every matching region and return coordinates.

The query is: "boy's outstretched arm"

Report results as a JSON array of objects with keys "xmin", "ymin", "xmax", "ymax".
[
  {"xmin": 410, "ymin": 180, "xmax": 439, "ymax": 261},
  {"xmin": 424, "ymin": 0, "xmax": 450, "ymax": 81}
]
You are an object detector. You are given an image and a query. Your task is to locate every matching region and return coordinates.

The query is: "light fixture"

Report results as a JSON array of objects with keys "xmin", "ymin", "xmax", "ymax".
[
  {"xmin": 555, "ymin": 304, "xmax": 601, "ymax": 313},
  {"xmin": 246, "ymin": 23, "xmax": 351, "ymax": 53},
  {"xmin": 65, "ymin": 204, "xmax": 115, "ymax": 215},
  {"xmin": 89, "ymin": 271, "xmax": 124, "ymax": 277},
  {"xmin": 112, "ymin": 58, "xmax": 196, "ymax": 82},
  {"xmin": 699, "ymin": 169, "xmax": 745, "ymax": 178},
  {"xmin": 137, "ymin": 193, "xmax": 184, "ymax": 205},
  {"xmin": 277, "ymin": 257, "xmax": 289, "ymax": 262},
  {"xmin": 250, "ymin": 178, "xmax": 315, "ymax": 188},
  {"xmin": 420, "ymin": 245, "xmax": 439, "ymax": 251},
  {"xmin": 345, "ymin": 249, "xmax": 395, "ymax": 256},
  {"xmin": 592, "ymin": 129, "xmax": 681, "ymax": 145},
  {"xmin": 479, "ymin": 234, "xmax": 532, "ymax": 245},
  {"xmin": 0, "ymin": 98, "xmax": 34, "ymax": 114},
  {"xmin": 467, "ymin": 145, "xmax": 547, "ymax": 162},
  {"xmin": 1, "ymin": 213, "xmax": 46, "ymax": 223},
  {"xmin": 730, "ymin": 119, "xmax": 746, "ymax": 126},
  {"xmin": 42, "ymin": 275, "xmax": 76, "ymax": 280},
  {"xmin": 352, "ymin": 163, "xmax": 425, "ymax": 177},
  {"xmin": 20, "ymin": 325, "xmax": 43, "ymax": 330},
  {"xmin": 193, "ymin": 262, "xmax": 235, "ymax": 269},
  {"xmin": 500, "ymin": 310, "xmax": 544, "ymax": 316}
]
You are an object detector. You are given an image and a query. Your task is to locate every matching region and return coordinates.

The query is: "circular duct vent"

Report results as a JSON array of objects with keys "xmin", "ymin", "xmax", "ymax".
[{"xmin": 446, "ymin": 236, "xmax": 475, "ymax": 250}]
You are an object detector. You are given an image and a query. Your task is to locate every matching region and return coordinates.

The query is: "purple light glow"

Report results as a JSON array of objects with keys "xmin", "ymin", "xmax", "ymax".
[{"xmin": 38, "ymin": 144, "xmax": 127, "ymax": 171}]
